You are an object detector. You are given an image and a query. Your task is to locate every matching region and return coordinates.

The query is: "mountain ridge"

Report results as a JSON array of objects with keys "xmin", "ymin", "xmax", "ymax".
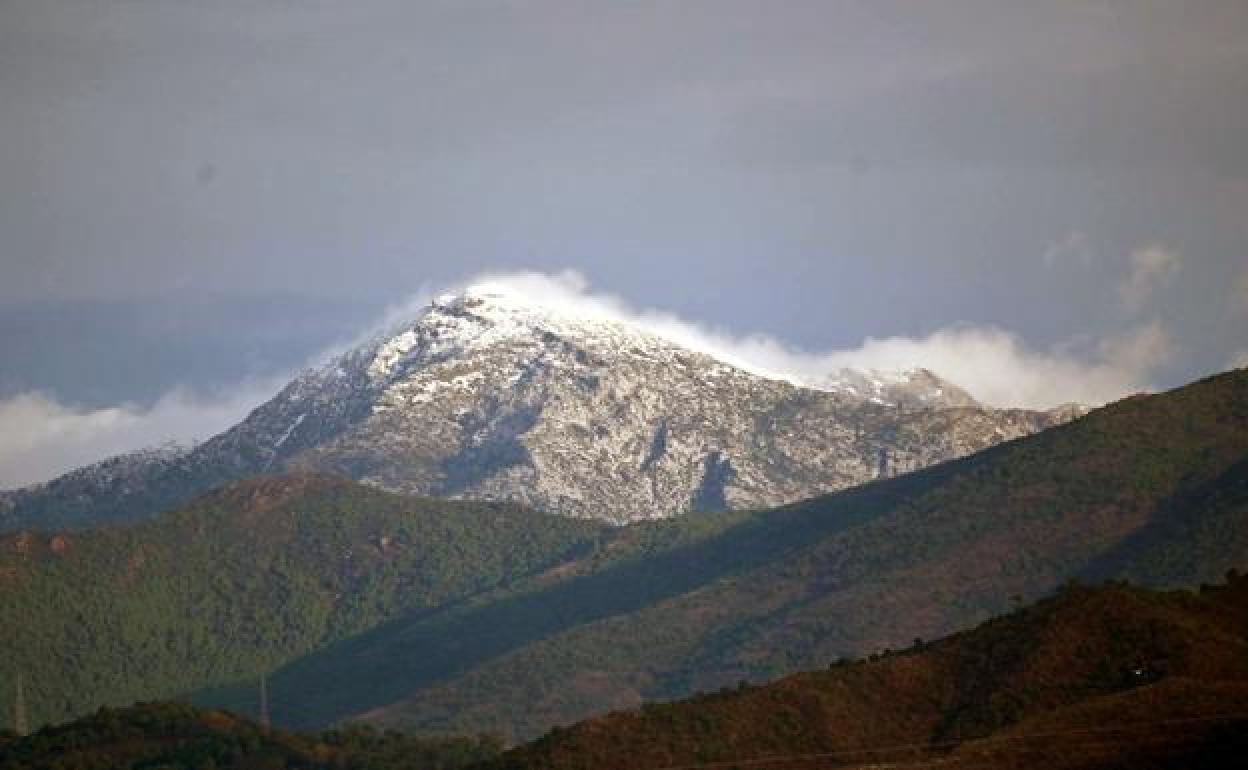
[{"xmin": 0, "ymin": 286, "xmax": 1078, "ymax": 530}]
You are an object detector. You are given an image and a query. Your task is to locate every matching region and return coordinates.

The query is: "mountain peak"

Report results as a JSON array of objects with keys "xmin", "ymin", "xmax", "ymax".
[
  {"xmin": 387, "ymin": 286, "xmax": 980, "ymax": 410},
  {"xmin": 1, "ymin": 286, "xmax": 1085, "ymax": 529},
  {"xmin": 364, "ymin": 282, "xmax": 686, "ymax": 386}
]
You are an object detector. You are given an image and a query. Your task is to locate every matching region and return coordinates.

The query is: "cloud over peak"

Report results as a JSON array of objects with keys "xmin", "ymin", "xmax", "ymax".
[{"xmin": 444, "ymin": 269, "xmax": 1168, "ymax": 410}]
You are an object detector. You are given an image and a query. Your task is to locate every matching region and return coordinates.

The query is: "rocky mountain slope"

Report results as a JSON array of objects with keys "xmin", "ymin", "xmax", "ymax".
[{"xmin": 0, "ymin": 286, "xmax": 1077, "ymax": 530}]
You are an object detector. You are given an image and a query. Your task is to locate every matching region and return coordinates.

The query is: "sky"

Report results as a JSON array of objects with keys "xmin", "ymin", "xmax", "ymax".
[{"xmin": 1, "ymin": 0, "xmax": 1246, "ymax": 487}]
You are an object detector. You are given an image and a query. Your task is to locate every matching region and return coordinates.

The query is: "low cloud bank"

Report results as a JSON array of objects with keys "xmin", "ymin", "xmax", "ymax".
[
  {"xmin": 0, "ymin": 381, "xmax": 283, "ymax": 489},
  {"xmin": 462, "ymin": 269, "xmax": 1168, "ymax": 409}
]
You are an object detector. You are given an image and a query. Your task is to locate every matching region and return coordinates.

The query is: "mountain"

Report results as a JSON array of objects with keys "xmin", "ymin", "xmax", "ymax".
[
  {"xmin": 5, "ymin": 369, "xmax": 1242, "ymax": 740},
  {"xmin": 196, "ymin": 368, "xmax": 1248, "ymax": 740},
  {"xmin": 0, "ymin": 285, "xmax": 1075, "ymax": 531},
  {"xmin": 492, "ymin": 573, "xmax": 1248, "ymax": 770},
  {"xmin": 0, "ymin": 475, "xmax": 604, "ymax": 729}
]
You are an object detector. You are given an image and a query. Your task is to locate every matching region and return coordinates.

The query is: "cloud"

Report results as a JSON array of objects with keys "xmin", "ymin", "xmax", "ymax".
[
  {"xmin": 457, "ymin": 270, "xmax": 1168, "ymax": 409},
  {"xmin": 0, "ymin": 381, "xmax": 283, "ymax": 489},
  {"xmin": 1229, "ymin": 350, "xmax": 1248, "ymax": 370},
  {"xmin": 1118, "ymin": 244, "xmax": 1181, "ymax": 313},
  {"xmin": 816, "ymin": 321, "xmax": 1168, "ymax": 409},
  {"xmin": 1043, "ymin": 230, "xmax": 1094, "ymax": 268}
]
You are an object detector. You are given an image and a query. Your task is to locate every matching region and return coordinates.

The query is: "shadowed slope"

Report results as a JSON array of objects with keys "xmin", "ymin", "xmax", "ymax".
[{"xmin": 493, "ymin": 573, "xmax": 1248, "ymax": 770}]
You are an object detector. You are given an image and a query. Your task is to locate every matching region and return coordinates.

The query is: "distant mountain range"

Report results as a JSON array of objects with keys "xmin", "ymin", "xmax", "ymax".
[
  {"xmin": 0, "ymin": 285, "xmax": 1078, "ymax": 531},
  {"xmin": 3, "ymin": 368, "xmax": 1244, "ymax": 738}
]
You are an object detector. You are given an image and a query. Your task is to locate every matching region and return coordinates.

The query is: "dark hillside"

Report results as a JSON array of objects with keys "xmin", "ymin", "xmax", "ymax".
[
  {"xmin": 0, "ymin": 701, "xmax": 500, "ymax": 770},
  {"xmin": 494, "ymin": 572, "xmax": 1248, "ymax": 770}
]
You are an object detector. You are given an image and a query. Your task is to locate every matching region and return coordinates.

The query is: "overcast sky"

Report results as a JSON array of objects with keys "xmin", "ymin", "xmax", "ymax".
[{"xmin": 2, "ymin": 1, "xmax": 1246, "ymax": 486}]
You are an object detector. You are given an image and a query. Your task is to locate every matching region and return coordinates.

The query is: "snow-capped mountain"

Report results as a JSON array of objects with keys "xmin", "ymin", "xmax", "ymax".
[{"xmin": 1, "ymin": 286, "xmax": 1082, "ymax": 530}]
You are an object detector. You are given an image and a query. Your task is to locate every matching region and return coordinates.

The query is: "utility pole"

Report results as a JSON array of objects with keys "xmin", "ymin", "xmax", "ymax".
[
  {"xmin": 259, "ymin": 672, "xmax": 270, "ymax": 731},
  {"xmin": 14, "ymin": 672, "xmax": 28, "ymax": 737}
]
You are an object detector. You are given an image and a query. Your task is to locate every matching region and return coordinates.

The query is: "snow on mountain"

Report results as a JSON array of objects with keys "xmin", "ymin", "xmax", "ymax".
[{"xmin": 1, "ymin": 285, "xmax": 1082, "ymax": 530}]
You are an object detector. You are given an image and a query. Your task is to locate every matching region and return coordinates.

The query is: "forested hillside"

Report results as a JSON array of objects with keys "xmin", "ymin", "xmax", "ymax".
[
  {"xmin": 7, "ymin": 575, "xmax": 1246, "ymax": 769},
  {"xmin": 0, "ymin": 475, "xmax": 603, "ymax": 728}
]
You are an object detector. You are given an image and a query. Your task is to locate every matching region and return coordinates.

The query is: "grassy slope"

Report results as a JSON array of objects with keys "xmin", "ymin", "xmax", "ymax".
[
  {"xmin": 253, "ymin": 370, "xmax": 1248, "ymax": 739},
  {"xmin": 494, "ymin": 573, "xmax": 1248, "ymax": 770},
  {"xmin": 0, "ymin": 475, "xmax": 605, "ymax": 729}
]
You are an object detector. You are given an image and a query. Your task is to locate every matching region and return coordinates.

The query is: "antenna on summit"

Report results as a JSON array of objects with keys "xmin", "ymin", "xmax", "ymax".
[
  {"xmin": 14, "ymin": 670, "xmax": 28, "ymax": 737},
  {"xmin": 259, "ymin": 672, "xmax": 270, "ymax": 731}
]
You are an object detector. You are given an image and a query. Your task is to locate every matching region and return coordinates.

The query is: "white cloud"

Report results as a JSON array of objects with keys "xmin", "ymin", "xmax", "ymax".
[
  {"xmin": 817, "ymin": 321, "xmax": 1168, "ymax": 409},
  {"xmin": 455, "ymin": 270, "xmax": 1168, "ymax": 409},
  {"xmin": 0, "ymin": 381, "xmax": 283, "ymax": 489},
  {"xmin": 1042, "ymin": 230, "xmax": 1094, "ymax": 268},
  {"xmin": 1229, "ymin": 350, "xmax": 1248, "ymax": 370},
  {"xmin": 1118, "ymin": 244, "xmax": 1180, "ymax": 313}
]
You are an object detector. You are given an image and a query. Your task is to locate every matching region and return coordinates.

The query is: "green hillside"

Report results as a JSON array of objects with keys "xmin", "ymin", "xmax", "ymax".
[
  {"xmin": 493, "ymin": 572, "xmax": 1248, "ymax": 770},
  {"xmin": 232, "ymin": 369, "xmax": 1248, "ymax": 739},
  {"xmin": 0, "ymin": 475, "xmax": 604, "ymax": 729}
]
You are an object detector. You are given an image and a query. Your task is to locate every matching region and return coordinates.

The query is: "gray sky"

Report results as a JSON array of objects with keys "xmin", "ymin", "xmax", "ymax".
[{"xmin": 1, "ymin": 1, "xmax": 1246, "ymax": 486}]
